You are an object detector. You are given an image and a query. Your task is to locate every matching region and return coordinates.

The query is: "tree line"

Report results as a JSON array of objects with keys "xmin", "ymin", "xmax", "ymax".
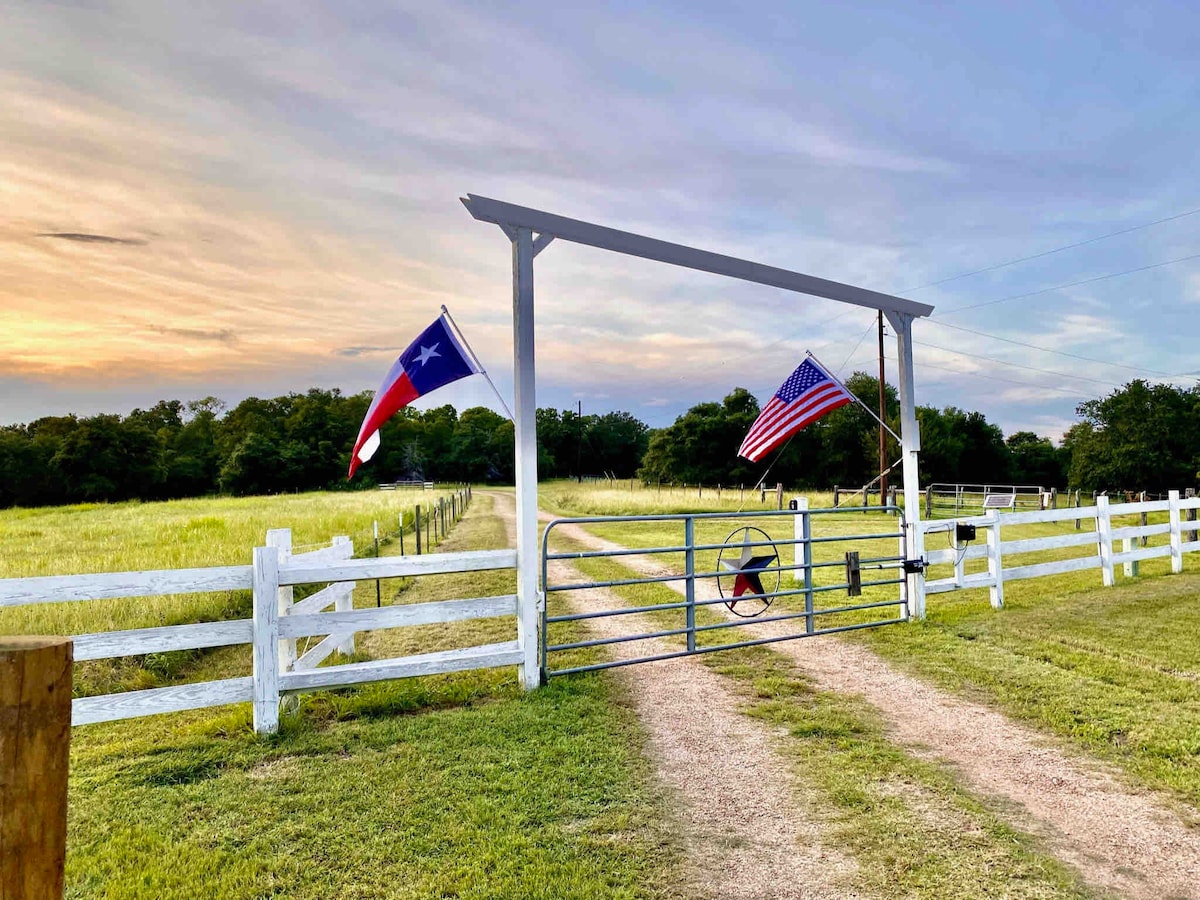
[
  {"xmin": 636, "ymin": 374, "xmax": 1065, "ymax": 491},
  {"xmin": 0, "ymin": 389, "xmax": 649, "ymax": 508},
  {"xmin": 637, "ymin": 374, "xmax": 1198, "ymax": 494},
  {"xmin": 0, "ymin": 376, "xmax": 1194, "ymax": 508}
]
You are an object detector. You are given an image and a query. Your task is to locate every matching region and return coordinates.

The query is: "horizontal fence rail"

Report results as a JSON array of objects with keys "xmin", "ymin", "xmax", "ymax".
[
  {"xmin": 0, "ymin": 488, "xmax": 529, "ymax": 734},
  {"xmin": 920, "ymin": 490, "xmax": 1200, "ymax": 607}
]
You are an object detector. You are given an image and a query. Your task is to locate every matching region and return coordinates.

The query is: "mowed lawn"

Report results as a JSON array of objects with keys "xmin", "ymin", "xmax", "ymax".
[{"xmin": 0, "ymin": 491, "xmax": 681, "ymax": 899}]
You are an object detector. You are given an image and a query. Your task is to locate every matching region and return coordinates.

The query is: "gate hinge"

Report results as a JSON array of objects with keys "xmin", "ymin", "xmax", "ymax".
[
  {"xmin": 902, "ymin": 558, "xmax": 927, "ymax": 575},
  {"xmin": 536, "ymin": 590, "xmax": 546, "ymax": 613}
]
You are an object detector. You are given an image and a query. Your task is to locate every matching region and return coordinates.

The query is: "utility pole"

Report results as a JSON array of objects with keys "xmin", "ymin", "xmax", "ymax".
[
  {"xmin": 877, "ymin": 310, "xmax": 888, "ymax": 507},
  {"xmin": 576, "ymin": 399, "xmax": 583, "ymax": 483}
]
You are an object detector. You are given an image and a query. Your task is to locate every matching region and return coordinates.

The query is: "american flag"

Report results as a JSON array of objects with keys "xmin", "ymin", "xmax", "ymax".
[{"xmin": 737, "ymin": 358, "xmax": 853, "ymax": 462}]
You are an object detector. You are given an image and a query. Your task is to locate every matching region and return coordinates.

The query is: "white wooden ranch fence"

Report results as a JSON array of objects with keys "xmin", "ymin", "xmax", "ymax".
[
  {"xmin": 0, "ymin": 533, "xmax": 522, "ymax": 734},
  {"xmin": 919, "ymin": 490, "xmax": 1200, "ymax": 608}
]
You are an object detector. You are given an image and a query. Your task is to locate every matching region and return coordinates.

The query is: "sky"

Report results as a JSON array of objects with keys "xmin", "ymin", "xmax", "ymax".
[{"xmin": 3, "ymin": 0, "xmax": 1199, "ymax": 441}]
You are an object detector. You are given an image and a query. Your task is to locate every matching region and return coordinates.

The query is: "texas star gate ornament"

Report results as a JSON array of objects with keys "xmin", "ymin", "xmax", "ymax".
[{"xmin": 716, "ymin": 526, "xmax": 782, "ymax": 618}]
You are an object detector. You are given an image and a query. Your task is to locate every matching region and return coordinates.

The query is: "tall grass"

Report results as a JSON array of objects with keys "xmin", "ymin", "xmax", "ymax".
[{"xmin": 0, "ymin": 488, "xmax": 452, "ymax": 639}]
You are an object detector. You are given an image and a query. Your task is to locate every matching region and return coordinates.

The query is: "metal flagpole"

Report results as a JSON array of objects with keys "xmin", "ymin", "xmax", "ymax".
[
  {"xmin": 806, "ymin": 349, "xmax": 901, "ymax": 442},
  {"xmin": 440, "ymin": 305, "xmax": 515, "ymax": 420}
]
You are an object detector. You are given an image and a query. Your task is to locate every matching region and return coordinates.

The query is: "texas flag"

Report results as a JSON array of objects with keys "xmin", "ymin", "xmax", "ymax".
[{"xmin": 348, "ymin": 314, "xmax": 479, "ymax": 478}]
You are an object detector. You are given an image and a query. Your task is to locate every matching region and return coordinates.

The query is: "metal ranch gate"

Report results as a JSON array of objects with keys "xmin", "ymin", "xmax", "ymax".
[{"xmin": 540, "ymin": 504, "xmax": 910, "ymax": 679}]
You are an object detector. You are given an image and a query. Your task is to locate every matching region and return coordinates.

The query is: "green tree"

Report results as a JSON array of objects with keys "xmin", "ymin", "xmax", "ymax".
[
  {"xmin": 1065, "ymin": 381, "xmax": 1200, "ymax": 492},
  {"xmin": 1006, "ymin": 431, "xmax": 1066, "ymax": 487}
]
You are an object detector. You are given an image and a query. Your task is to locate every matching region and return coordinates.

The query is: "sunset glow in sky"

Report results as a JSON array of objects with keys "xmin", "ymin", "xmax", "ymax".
[{"xmin": 5, "ymin": 2, "xmax": 1199, "ymax": 438}]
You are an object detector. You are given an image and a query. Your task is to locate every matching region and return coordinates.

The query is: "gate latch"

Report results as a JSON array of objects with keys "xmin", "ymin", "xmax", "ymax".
[
  {"xmin": 902, "ymin": 558, "xmax": 927, "ymax": 575},
  {"xmin": 844, "ymin": 551, "xmax": 862, "ymax": 597}
]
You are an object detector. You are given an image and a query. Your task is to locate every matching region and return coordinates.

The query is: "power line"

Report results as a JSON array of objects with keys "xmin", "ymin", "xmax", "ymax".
[
  {"xmin": 902, "ymin": 356, "xmax": 1091, "ymax": 400},
  {"xmin": 759, "ymin": 306, "xmax": 858, "ymax": 355},
  {"xmin": 923, "ymin": 320, "xmax": 1180, "ymax": 379},
  {"xmin": 901, "ymin": 204, "xmax": 1200, "ymax": 293},
  {"xmin": 936, "ymin": 250, "xmax": 1200, "ymax": 316},
  {"xmin": 837, "ymin": 316, "xmax": 878, "ymax": 374},
  {"xmin": 912, "ymin": 339, "xmax": 1126, "ymax": 389}
]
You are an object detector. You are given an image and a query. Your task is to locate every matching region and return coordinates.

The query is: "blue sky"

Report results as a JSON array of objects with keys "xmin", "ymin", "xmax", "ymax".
[{"xmin": 3, "ymin": 1, "xmax": 1198, "ymax": 439}]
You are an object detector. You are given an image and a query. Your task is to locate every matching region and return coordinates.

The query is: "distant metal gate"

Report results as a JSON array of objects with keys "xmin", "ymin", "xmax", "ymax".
[{"xmin": 540, "ymin": 505, "xmax": 909, "ymax": 679}]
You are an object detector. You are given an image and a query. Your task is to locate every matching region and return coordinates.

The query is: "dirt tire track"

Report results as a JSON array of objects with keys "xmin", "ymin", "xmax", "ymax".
[
  {"xmin": 491, "ymin": 493, "xmax": 861, "ymax": 899},
  {"xmin": 541, "ymin": 508, "xmax": 1200, "ymax": 899}
]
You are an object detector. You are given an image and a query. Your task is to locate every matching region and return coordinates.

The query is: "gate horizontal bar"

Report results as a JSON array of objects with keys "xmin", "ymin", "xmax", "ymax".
[
  {"xmin": 544, "ymin": 506, "xmax": 902, "ymax": 526},
  {"xmin": 546, "ymin": 540, "xmax": 905, "ymax": 565},
  {"xmin": 547, "ymin": 617, "xmax": 904, "ymax": 677},
  {"xmin": 808, "ymin": 532, "xmax": 903, "ymax": 544},
  {"xmin": 546, "ymin": 595, "xmax": 904, "ymax": 654},
  {"xmin": 547, "ymin": 535, "xmax": 794, "ymax": 561},
  {"xmin": 545, "ymin": 559, "xmax": 904, "ymax": 595},
  {"xmin": 693, "ymin": 597, "xmax": 902, "ymax": 635},
  {"xmin": 545, "ymin": 577, "xmax": 904, "ymax": 624},
  {"xmin": 548, "ymin": 625, "xmax": 692, "ymax": 653}
]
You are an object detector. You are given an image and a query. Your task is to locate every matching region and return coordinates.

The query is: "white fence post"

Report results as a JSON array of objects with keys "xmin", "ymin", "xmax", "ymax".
[
  {"xmin": 1096, "ymin": 495, "xmax": 1115, "ymax": 587},
  {"xmin": 252, "ymin": 545, "xmax": 281, "ymax": 734},
  {"xmin": 1169, "ymin": 490, "xmax": 1183, "ymax": 574},
  {"xmin": 333, "ymin": 536, "xmax": 355, "ymax": 655},
  {"xmin": 985, "ymin": 509, "xmax": 1004, "ymax": 609},
  {"xmin": 266, "ymin": 528, "xmax": 295, "ymax": 672},
  {"xmin": 792, "ymin": 497, "xmax": 809, "ymax": 579},
  {"xmin": 1122, "ymin": 537, "xmax": 1138, "ymax": 578}
]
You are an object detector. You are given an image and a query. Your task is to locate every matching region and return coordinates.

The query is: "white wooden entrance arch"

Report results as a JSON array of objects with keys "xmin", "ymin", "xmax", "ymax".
[{"xmin": 463, "ymin": 194, "xmax": 935, "ymax": 689}]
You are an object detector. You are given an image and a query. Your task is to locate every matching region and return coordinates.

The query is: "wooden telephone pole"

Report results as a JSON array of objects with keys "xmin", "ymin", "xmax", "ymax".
[
  {"xmin": 878, "ymin": 311, "xmax": 888, "ymax": 507},
  {"xmin": 576, "ymin": 399, "xmax": 583, "ymax": 483}
]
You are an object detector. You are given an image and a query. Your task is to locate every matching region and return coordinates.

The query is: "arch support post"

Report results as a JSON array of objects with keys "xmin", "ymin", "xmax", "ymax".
[
  {"xmin": 886, "ymin": 311, "xmax": 926, "ymax": 619},
  {"xmin": 512, "ymin": 226, "xmax": 541, "ymax": 689}
]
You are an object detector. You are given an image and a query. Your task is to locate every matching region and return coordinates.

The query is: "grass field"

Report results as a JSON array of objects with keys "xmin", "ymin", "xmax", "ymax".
[
  {"xmin": 0, "ymin": 487, "xmax": 466, "ymax": 696},
  {"xmin": 6, "ymin": 481, "xmax": 1200, "ymax": 897},
  {"xmin": 0, "ymin": 488, "xmax": 455, "ymax": 636}
]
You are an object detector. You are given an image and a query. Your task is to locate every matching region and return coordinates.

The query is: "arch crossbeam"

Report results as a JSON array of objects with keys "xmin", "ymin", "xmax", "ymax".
[{"xmin": 462, "ymin": 194, "xmax": 933, "ymax": 318}]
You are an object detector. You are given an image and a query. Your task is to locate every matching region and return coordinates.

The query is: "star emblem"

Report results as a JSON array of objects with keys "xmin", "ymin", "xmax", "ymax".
[
  {"xmin": 415, "ymin": 343, "xmax": 441, "ymax": 366},
  {"xmin": 720, "ymin": 535, "xmax": 778, "ymax": 602}
]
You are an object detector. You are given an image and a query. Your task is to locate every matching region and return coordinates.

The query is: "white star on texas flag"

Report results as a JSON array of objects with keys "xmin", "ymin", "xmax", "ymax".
[{"xmin": 415, "ymin": 343, "xmax": 441, "ymax": 365}]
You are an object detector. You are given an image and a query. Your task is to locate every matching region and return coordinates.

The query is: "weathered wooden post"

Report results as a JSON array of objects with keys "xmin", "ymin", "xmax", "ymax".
[
  {"xmin": 1, "ymin": 637, "xmax": 72, "ymax": 900},
  {"xmin": 251, "ymin": 546, "xmax": 281, "ymax": 734},
  {"xmin": 924, "ymin": 485, "xmax": 933, "ymax": 518},
  {"xmin": 415, "ymin": 505, "xmax": 422, "ymax": 555},
  {"xmin": 266, "ymin": 529, "xmax": 296, "ymax": 672}
]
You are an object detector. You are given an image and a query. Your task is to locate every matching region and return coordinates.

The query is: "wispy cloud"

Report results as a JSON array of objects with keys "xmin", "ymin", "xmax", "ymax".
[{"xmin": 38, "ymin": 232, "xmax": 147, "ymax": 245}]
